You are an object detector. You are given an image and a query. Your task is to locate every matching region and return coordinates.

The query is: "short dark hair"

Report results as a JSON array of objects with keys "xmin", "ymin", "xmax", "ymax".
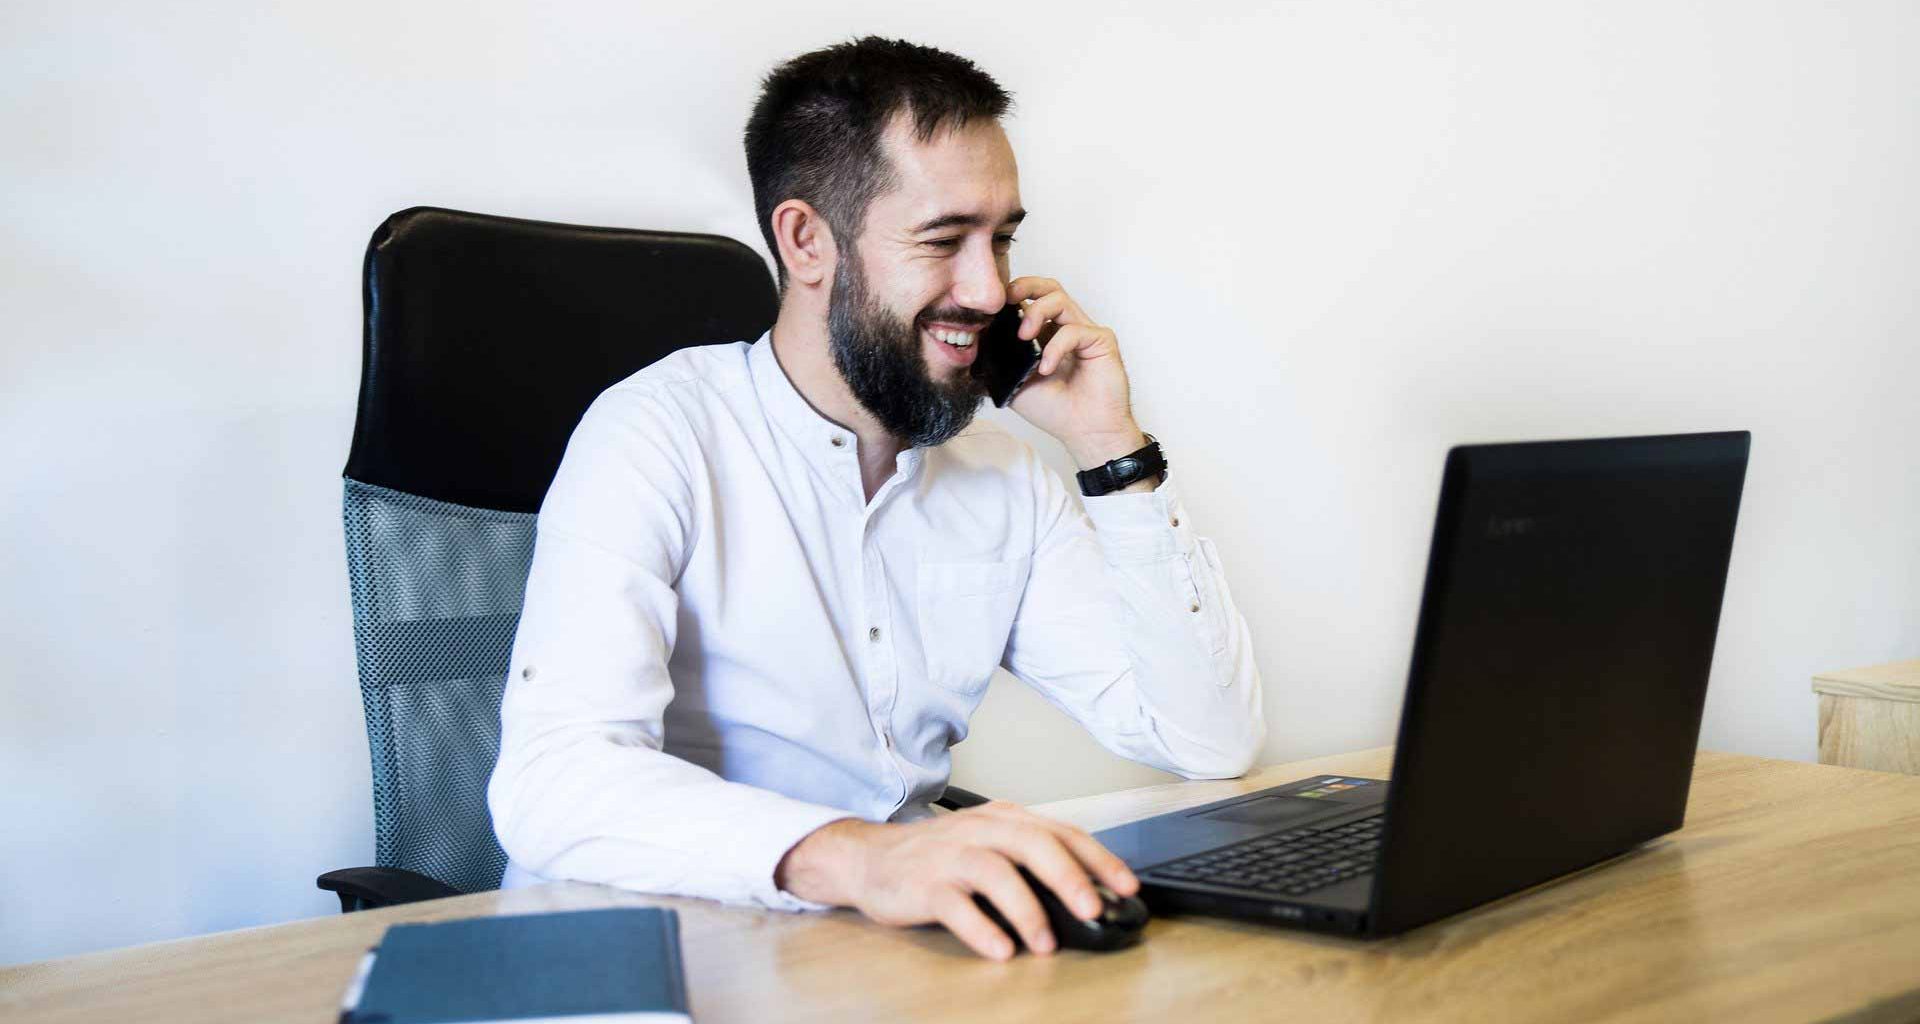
[{"xmin": 745, "ymin": 36, "xmax": 1012, "ymax": 289}]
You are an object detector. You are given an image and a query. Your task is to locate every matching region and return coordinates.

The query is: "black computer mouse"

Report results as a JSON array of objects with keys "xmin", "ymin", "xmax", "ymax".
[{"xmin": 972, "ymin": 865, "xmax": 1150, "ymax": 953}]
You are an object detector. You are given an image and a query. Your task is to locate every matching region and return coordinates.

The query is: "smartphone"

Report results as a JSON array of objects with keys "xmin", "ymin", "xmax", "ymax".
[{"xmin": 970, "ymin": 304, "xmax": 1042, "ymax": 407}]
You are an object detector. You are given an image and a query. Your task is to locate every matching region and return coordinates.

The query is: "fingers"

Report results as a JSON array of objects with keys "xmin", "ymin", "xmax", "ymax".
[
  {"xmin": 932, "ymin": 886, "xmax": 1018, "ymax": 961},
  {"xmin": 967, "ymin": 848, "xmax": 1056, "ymax": 955},
  {"xmin": 1006, "ymin": 276, "xmax": 1059, "ymax": 304},
  {"xmin": 867, "ymin": 803, "xmax": 1140, "ymax": 959},
  {"xmin": 1042, "ymin": 821, "xmax": 1140, "ymax": 897},
  {"xmin": 1036, "ymin": 324, "xmax": 1082, "ymax": 377},
  {"xmin": 1008, "ymin": 276, "xmax": 1091, "ymax": 334},
  {"xmin": 967, "ymin": 802, "xmax": 1135, "ymax": 916},
  {"xmin": 1013, "ymin": 290, "xmax": 1068, "ymax": 340},
  {"xmin": 1001, "ymin": 835, "xmax": 1104, "ymax": 922},
  {"xmin": 1036, "ymin": 323, "xmax": 1117, "ymax": 377}
]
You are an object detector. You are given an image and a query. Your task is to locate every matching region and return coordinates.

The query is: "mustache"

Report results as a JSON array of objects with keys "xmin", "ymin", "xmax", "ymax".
[{"xmin": 917, "ymin": 308, "xmax": 994, "ymax": 330}]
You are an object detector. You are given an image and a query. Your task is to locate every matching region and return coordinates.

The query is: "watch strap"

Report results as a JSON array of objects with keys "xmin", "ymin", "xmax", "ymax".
[{"xmin": 1077, "ymin": 433, "xmax": 1167, "ymax": 497}]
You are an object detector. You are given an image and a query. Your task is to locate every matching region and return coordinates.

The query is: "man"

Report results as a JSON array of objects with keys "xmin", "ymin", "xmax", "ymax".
[{"xmin": 487, "ymin": 36, "xmax": 1265, "ymax": 961}]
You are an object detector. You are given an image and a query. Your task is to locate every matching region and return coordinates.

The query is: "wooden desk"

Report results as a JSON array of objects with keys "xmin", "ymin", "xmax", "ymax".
[{"xmin": 6, "ymin": 748, "xmax": 1920, "ymax": 1023}]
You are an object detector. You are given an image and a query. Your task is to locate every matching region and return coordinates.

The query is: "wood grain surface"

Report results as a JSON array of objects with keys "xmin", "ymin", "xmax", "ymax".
[
  {"xmin": 1812, "ymin": 659, "xmax": 1920, "ymax": 704},
  {"xmin": 1816, "ymin": 660, "xmax": 1920, "ymax": 774},
  {"xmin": 6, "ymin": 747, "xmax": 1919, "ymax": 1023}
]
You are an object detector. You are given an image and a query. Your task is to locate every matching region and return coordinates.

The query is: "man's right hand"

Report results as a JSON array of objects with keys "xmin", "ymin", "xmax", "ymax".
[{"xmin": 772, "ymin": 801, "xmax": 1140, "ymax": 961}]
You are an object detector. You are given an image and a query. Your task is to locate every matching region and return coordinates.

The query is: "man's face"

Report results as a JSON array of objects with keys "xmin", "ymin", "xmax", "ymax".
[{"xmin": 827, "ymin": 115, "xmax": 1024, "ymax": 448}]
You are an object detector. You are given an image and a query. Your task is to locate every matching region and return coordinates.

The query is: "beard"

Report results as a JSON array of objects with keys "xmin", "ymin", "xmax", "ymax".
[{"xmin": 827, "ymin": 248, "xmax": 988, "ymax": 449}]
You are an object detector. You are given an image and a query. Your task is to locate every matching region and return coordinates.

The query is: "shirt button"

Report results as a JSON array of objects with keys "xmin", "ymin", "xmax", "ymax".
[
  {"xmin": 869, "ymin": 626, "xmax": 882, "ymax": 642},
  {"xmin": 1170, "ymin": 515, "xmax": 1180, "ymax": 527},
  {"xmin": 831, "ymin": 436, "xmax": 846, "ymax": 448},
  {"xmin": 1190, "ymin": 601, "xmax": 1201, "ymax": 613}
]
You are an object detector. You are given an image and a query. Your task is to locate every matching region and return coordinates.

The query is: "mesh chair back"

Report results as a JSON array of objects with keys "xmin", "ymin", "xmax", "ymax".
[
  {"xmin": 344, "ymin": 207, "xmax": 777, "ymax": 893},
  {"xmin": 343, "ymin": 481, "xmax": 531, "ymax": 892}
]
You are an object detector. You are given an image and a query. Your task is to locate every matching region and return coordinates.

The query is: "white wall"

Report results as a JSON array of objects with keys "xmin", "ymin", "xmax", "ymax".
[{"xmin": 3, "ymin": 0, "xmax": 1915, "ymax": 965}]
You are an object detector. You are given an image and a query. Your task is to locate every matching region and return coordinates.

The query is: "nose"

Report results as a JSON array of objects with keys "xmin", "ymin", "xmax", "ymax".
[{"xmin": 951, "ymin": 243, "xmax": 1007, "ymax": 316}]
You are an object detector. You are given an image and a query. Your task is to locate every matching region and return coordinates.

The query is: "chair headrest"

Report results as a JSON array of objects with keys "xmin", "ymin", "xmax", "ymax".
[{"xmin": 346, "ymin": 206, "xmax": 778, "ymax": 512}]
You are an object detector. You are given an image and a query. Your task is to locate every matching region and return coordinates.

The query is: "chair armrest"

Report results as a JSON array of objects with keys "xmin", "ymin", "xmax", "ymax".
[
  {"xmin": 317, "ymin": 866, "xmax": 465, "ymax": 913},
  {"xmin": 933, "ymin": 785, "xmax": 990, "ymax": 811}
]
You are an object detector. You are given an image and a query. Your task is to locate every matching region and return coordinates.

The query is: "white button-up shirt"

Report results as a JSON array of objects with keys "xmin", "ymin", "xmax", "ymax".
[{"xmin": 488, "ymin": 333, "xmax": 1265, "ymax": 910}]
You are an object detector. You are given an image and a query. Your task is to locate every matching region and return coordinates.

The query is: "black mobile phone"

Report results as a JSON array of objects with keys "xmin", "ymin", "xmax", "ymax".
[{"xmin": 970, "ymin": 304, "xmax": 1042, "ymax": 407}]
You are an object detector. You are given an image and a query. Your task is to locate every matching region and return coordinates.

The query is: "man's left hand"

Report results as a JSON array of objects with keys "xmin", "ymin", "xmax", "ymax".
[{"xmin": 1003, "ymin": 276, "xmax": 1148, "ymax": 470}]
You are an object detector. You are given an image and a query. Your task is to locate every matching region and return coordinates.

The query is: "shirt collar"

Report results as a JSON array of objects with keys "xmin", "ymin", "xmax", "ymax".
[{"xmin": 748, "ymin": 331, "xmax": 923, "ymax": 494}]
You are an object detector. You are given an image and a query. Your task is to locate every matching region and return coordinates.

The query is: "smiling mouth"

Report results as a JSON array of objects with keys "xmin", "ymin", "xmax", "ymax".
[
  {"xmin": 921, "ymin": 322, "xmax": 982, "ymax": 369},
  {"xmin": 925, "ymin": 324, "xmax": 979, "ymax": 348}
]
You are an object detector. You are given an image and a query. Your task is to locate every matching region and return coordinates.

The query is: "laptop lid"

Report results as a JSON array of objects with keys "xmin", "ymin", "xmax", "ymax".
[{"xmin": 1367, "ymin": 431, "xmax": 1750, "ymax": 936}]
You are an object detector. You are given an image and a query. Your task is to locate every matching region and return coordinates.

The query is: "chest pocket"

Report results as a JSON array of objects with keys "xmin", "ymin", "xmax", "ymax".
[{"xmin": 915, "ymin": 557, "xmax": 1029, "ymax": 696}]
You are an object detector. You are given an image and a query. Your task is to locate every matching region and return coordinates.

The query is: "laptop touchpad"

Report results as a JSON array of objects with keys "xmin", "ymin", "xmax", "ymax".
[{"xmin": 1197, "ymin": 795, "xmax": 1336, "ymax": 828}]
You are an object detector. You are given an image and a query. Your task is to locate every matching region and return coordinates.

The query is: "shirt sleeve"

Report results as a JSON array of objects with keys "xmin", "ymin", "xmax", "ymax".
[
  {"xmin": 486, "ymin": 385, "xmax": 854, "ymax": 912},
  {"xmin": 999, "ymin": 448, "xmax": 1267, "ymax": 779}
]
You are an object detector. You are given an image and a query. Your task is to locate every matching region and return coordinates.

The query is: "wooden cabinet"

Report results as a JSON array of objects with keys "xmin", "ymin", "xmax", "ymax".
[{"xmin": 1814, "ymin": 659, "xmax": 1920, "ymax": 774}]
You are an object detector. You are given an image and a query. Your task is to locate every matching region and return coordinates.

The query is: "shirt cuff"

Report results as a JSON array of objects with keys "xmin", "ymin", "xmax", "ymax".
[{"xmin": 1080, "ymin": 474, "xmax": 1197, "ymax": 565}]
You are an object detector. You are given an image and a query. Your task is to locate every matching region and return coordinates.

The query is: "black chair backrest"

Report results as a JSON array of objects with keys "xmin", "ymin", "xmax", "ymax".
[{"xmin": 347, "ymin": 206, "xmax": 780, "ymax": 512}]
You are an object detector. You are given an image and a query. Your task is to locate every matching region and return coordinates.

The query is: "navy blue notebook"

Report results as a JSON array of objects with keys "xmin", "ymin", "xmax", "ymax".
[{"xmin": 340, "ymin": 908, "xmax": 690, "ymax": 1023}]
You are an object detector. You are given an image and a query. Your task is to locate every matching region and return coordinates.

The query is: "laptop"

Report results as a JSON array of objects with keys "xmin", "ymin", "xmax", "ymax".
[{"xmin": 1093, "ymin": 431, "xmax": 1751, "ymax": 937}]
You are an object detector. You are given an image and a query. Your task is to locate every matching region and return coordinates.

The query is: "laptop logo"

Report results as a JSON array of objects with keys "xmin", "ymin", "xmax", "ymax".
[{"xmin": 1485, "ymin": 515, "xmax": 1541, "ymax": 539}]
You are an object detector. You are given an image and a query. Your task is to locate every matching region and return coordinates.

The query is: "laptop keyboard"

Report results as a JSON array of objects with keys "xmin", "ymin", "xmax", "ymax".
[{"xmin": 1144, "ymin": 812, "xmax": 1384, "ymax": 897}]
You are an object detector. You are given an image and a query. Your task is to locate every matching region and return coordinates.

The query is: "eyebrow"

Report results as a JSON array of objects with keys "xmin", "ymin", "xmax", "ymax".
[{"xmin": 910, "ymin": 208, "xmax": 1028, "ymax": 234}]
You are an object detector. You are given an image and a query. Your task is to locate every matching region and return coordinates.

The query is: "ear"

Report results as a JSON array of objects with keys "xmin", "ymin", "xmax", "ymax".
[{"xmin": 770, "ymin": 199, "xmax": 837, "ymax": 289}]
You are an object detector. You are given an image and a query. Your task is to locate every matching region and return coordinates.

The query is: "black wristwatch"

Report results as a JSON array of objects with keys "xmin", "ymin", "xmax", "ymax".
[{"xmin": 1077, "ymin": 433, "xmax": 1168, "ymax": 497}]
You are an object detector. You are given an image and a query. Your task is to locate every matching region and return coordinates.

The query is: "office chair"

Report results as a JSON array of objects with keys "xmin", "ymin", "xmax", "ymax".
[{"xmin": 318, "ymin": 207, "xmax": 986, "ymax": 913}]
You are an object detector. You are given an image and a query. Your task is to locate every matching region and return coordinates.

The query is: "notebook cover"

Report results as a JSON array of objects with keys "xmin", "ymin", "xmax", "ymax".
[{"xmin": 342, "ymin": 907, "xmax": 688, "ymax": 1023}]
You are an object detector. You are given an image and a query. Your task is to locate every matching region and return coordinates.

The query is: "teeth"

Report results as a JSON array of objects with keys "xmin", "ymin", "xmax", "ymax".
[{"xmin": 929, "ymin": 328, "xmax": 976, "ymax": 348}]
